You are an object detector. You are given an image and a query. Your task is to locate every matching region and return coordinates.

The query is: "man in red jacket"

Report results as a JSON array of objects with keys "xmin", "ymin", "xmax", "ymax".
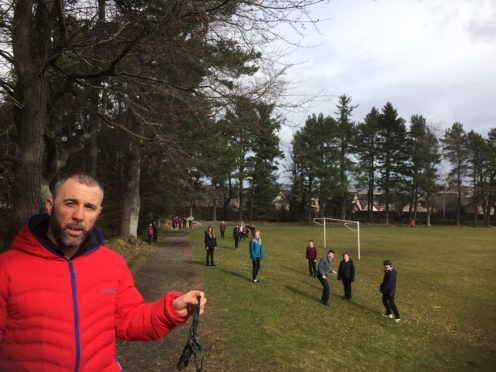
[{"xmin": 0, "ymin": 172, "xmax": 206, "ymax": 371}]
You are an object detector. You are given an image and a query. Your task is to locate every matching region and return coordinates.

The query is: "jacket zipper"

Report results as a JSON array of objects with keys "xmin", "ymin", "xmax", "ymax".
[{"xmin": 68, "ymin": 259, "xmax": 81, "ymax": 372}]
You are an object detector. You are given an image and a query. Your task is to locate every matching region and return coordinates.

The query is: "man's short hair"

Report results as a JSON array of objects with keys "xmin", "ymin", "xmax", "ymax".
[
  {"xmin": 343, "ymin": 252, "xmax": 349, "ymax": 257},
  {"xmin": 383, "ymin": 259, "xmax": 392, "ymax": 266},
  {"xmin": 50, "ymin": 172, "xmax": 104, "ymax": 199},
  {"xmin": 328, "ymin": 250, "xmax": 335, "ymax": 254}
]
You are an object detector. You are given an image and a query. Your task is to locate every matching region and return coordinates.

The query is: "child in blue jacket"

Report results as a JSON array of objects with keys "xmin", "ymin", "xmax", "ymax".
[{"xmin": 249, "ymin": 230, "xmax": 264, "ymax": 283}]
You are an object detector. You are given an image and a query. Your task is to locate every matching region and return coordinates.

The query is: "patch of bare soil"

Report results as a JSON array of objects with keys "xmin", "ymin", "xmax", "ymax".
[{"xmin": 115, "ymin": 231, "xmax": 230, "ymax": 371}]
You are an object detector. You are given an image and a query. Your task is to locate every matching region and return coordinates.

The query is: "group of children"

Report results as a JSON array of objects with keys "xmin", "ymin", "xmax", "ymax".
[
  {"xmin": 306, "ymin": 239, "xmax": 400, "ymax": 323},
  {"xmin": 205, "ymin": 223, "xmax": 400, "ymax": 322}
]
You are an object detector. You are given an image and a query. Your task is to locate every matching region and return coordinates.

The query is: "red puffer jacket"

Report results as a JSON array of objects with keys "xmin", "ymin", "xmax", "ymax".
[{"xmin": 0, "ymin": 215, "xmax": 186, "ymax": 371}]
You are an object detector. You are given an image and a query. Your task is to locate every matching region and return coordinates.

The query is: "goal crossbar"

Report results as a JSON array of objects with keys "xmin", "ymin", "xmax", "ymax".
[{"xmin": 313, "ymin": 217, "xmax": 361, "ymax": 260}]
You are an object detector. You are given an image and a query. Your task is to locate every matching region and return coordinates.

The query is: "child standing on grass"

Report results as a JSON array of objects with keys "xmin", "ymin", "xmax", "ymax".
[
  {"xmin": 380, "ymin": 259, "xmax": 401, "ymax": 323},
  {"xmin": 305, "ymin": 240, "xmax": 317, "ymax": 277},
  {"xmin": 249, "ymin": 230, "xmax": 264, "ymax": 283},
  {"xmin": 337, "ymin": 253, "xmax": 355, "ymax": 300}
]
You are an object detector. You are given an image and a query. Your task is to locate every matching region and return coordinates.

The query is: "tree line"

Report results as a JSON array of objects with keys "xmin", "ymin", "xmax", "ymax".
[
  {"xmin": 0, "ymin": 0, "xmax": 321, "ymax": 245},
  {"xmin": 1, "ymin": 1, "xmax": 494, "ymax": 247},
  {"xmin": 288, "ymin": 96, "xmax": 496, "ymax": 226}
]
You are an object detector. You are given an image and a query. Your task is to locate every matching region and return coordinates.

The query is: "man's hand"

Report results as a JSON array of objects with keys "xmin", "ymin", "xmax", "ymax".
[{"xmin": 173, "ymin": 290, "xmax": 207, "ymax": 318}]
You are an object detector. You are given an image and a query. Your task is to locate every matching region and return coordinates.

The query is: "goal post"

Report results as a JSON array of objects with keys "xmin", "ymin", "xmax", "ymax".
[{"xmin": 313, "ymin": 217, "xmax": 361, "ymax": 260}]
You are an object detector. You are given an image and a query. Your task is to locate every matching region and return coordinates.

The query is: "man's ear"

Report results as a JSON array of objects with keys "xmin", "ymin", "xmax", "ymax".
[{"xmin": 46, "ymin": 197, "xmax": 54, "ymax": 215}]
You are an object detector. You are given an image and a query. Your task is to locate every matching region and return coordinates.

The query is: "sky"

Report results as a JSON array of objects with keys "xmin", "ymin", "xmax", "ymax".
[{"xmin": 271, "ymin": 0, "xmax": 496, "ymax": 148}]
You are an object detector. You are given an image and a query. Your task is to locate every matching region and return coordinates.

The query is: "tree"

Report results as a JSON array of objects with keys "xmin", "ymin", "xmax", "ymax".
[
  {"xmin": 246, "ymin": 103, "xmax": 283, "ymax": 220},
  {"xmin": 405, "ymin": 115, "xmax": 441, "ymax": 225},
  {"xmin": 291, "ymin": 113, "xmax": 338, "ymax": 221},
  {"xmin": 376, "ymin": 102, "xmax": 408, "ymax": 225},
  {"xmin": 355, "ymin": 107, "xmax": 380, "ymax": 222},
  {"xmin": 465, "ymin": 130, "xmax": 487, "ymax": 224},
  {"xmin": 441, "ymin": 122, "xmax": 468, "ymax": 226},
  {"xmin": 334, "ymin": 95, "xmax": 357, "ymax": 220},
  {"xmin": 483, "ymin": 128, "xmax": 496, "ymax": 225}
]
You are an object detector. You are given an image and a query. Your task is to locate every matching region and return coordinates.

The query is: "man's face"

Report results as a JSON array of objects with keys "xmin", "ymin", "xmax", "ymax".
[
  {"xmin": 309, "ymin": 241, "xmax": 314, "ymax": 247},
  {"xmin": 46, "ymin": 179, "xmax": 103, "ymax": 250},
  {"xmin": 344, "ymin": 254, "xmax": 349, "ymax": 262},
  {"xmin": 327, "ymin": 252, "xmax": 334, "ymax": 260}
]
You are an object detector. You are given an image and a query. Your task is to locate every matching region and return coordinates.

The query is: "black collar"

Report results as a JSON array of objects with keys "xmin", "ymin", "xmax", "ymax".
[{"xmin": 28, "ymin": 214, "xmax": 103, "ymax": 259}]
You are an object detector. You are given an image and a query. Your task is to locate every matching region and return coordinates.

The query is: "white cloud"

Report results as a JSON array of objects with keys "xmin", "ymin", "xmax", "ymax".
[{"xmin": 274, "ymin": 0, "xmax": 496, "ymax": 142}]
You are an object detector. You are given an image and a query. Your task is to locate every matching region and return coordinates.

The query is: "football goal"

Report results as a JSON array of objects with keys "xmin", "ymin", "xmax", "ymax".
[{"xmin": 313, "ymin": 217, "xmax": 361, "ymax": 260}]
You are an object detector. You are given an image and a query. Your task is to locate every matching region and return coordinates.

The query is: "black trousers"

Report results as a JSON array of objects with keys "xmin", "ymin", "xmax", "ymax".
[
  {"xmin": 206, "ymin": 248, "xmax": 215, "ymax": 266},
  {"xmin": 234, "ymin": 238, "xmax": 239, "ymax": 249},
  {"xmin": 308, "ymin": 260, "xmax": 317, "ymax": 277},
  {"xmin": 252, "ymin": 258, "xmax": 261, "ymax": 280},
  {"xmin": 382, "ymin": 293, "xmax": 400, "ymax": 319},
  {"xmin": 220, "ymin": 230, "xmax": 225, "ymax": 239},
  {"xmin": 342, "ymin": 279, "xmax": 352, "ymax": 299},
  {"xmin": 317, "ymin": 276, "xmax": 330, "ymax": 304}
]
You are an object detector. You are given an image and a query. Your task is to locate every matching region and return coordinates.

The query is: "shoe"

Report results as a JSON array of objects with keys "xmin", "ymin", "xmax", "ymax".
[
  {"xmin": 321, "ymin": 302, "xmax": 330, "ymax": 306},
  {"xmin": 394, "ymin": 318, "xmax": 401, "ymax": 323},
  {"xmin": 252, "ymin": 279, "xmax": 258, "ymax": 283},
  {"xmin": 212, "ymin": 264, "xmax": 216, "ymax": 266},
  {"xmin": 382, "ymin": 313, "xmax": 393, "ymax": 319}
]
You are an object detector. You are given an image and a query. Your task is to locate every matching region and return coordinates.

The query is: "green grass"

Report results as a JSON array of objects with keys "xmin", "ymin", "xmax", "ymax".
[{"xmin": 190, "ymin": 224, "xmax": 496, "ymax": 371}]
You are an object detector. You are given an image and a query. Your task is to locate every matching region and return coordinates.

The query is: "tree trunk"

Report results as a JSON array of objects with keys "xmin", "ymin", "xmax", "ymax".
[
  {"xmin": 120, "ymin": 122, "xmax": 142, "ymax": 240},
  {"xmin": 426, "ymin": 192, "xmax": 431, "ymax": 227},
  {"xmin": 212, "ymin": 185, "xmax": 217, "ymax": 222},
  {"xmin": 248, "ymin": 182, "xmax": 255, "ymax": 223},
  {"xmin": 368, "ymin": 164, "xmax": 374, "ymax": 223},
  {"xmin": 307, "ymin": 177, "xmax": 314, "ymax": 223},
  {"xmin": 10, "ymin": 0, "xmax": 53, "ymax": 236},
  {"xmin": 238, "ymin": 170, "xmax": 244, "ymax": 221}
]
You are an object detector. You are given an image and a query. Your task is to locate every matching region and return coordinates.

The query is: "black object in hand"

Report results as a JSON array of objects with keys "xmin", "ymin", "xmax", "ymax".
[{"xmin": 177, "ymin": 296, "xmax": 204, "ymax": 371}]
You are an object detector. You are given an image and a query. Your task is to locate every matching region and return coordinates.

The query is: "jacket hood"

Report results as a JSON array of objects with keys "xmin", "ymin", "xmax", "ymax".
[{"xmin": 10, "ymin": 214, "xmax": 104, "ymax": 259}]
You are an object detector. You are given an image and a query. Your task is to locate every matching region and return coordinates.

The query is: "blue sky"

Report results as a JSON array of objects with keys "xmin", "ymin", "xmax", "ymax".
[{"xmin": 270, "ymin": 0, "xmax": 496, "ymax": 147}]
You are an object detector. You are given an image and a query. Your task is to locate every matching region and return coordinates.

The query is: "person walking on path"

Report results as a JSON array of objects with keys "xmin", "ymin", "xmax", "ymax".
[
  {"xmin": 147, "ymin": 223, "xmax": 154, "ymax": 244},
  {"xmin": 0, "ymin": 172, "xmax": 206, "ymax": 371},
  {"xmin": 204, "ymin": 225, "xmax": 217, "ymax": 266},
  {"xmin": 249, "ymin": 230, "xmax": 264, "ymax": 283},
  {"xmin": 337, "ymin": 253, "xmax": 355, "ymax": 300},
  {"xmin": 380, "ymin": 259, "xmax": 401, "ymax": 323},
  {"xmin": 317, "ymin": 250, "xmax": 336, "ymax": 306},
  {"xmin": 233, "ymin": 224, "xmax": 241, "ymax": 250},
  {"xmin": 152, "ymin": 221, "xmax": 158, "ymax": 242},
  {"xmin": 305, "ymin": 240, "xmax": 318, "ymax": 277},
  {"xmin": 219, "ymin": 221, "xmax": 227, "ymax": 240}
]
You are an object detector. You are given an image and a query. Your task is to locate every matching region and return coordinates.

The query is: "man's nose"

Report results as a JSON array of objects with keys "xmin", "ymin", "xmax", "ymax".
[{"xmin": 72, "ymin": 206, "xmax": 85, "ymax": 221}]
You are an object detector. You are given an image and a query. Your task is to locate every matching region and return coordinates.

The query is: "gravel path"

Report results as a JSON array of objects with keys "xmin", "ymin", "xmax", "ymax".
[{"xmin": 116, "ymin": 231, "xmax": 204, "ymax": 371}]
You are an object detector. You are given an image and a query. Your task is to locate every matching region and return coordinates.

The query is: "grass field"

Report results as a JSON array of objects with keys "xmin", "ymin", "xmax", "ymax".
[{"xmin": 189, "ymin": 224, "xmax": 496, "ymax": 371}]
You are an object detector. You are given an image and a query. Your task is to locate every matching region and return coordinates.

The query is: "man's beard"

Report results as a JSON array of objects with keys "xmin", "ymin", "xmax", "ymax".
[{"xmin": 49, "ymin": 213, "xmax": 91, "ymax": 250}]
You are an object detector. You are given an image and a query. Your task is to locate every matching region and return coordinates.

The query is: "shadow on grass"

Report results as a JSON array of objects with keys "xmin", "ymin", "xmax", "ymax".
[
  {"xmin": 284, "ymin": 285, "xmax": 319, "ymax": 302},
  {"xmin": 337, "ymin": 297, "xmax": 379, "ymax": 315},
  {"xmin": 282, "ymin": 265, "xmax": 311, "ymax": 278},
  {"xmin": 220, "ymin": 268, "xmax": 252, "ymax": 282},
  {"xmin": 217, "ymin": 244, "xmax": 238, "ymax": 251},
  {"xmin": 184, "ymin": 260, "xmax": 205, "ymax": 266}
]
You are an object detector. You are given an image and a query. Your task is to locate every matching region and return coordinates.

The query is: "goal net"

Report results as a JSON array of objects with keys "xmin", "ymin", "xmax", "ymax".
[{"xmin": 313, "ymin": 217, "xmax": 361, "ymax": 260}]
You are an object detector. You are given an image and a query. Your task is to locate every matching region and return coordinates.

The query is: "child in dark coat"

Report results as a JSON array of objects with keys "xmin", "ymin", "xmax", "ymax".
[
  {"xmin": 305, "ymin": 240, "xmax": 318, "ymax": 277},
  {"xmin": 337, "ymin": 253, "xmax": 355, "ymax": 300}
]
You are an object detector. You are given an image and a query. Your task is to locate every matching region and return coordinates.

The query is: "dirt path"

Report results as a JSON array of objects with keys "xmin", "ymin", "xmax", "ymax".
[{"xmin": 116, "ymin": 231, "xmax": 204, "ymax": 371}]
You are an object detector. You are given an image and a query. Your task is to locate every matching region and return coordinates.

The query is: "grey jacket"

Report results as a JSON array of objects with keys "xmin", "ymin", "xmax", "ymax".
[{"xmin": 317, "ymin": 256, "xmax": 333, "ymax": 277}]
